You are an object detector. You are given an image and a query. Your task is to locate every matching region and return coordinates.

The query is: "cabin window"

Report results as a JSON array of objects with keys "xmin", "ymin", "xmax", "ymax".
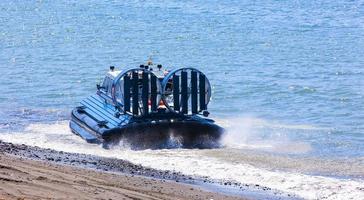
[
  {"xmin": 114, "ymin": 84, "xmax": 123, "ymax": 103},
  {"xmin": 101, "ymin": 77, "xmax": 109, "ymax": 92},
  {"xmin": 107, "ymin": 79, "xmax": 113, "ymax": 95},
  {"xmin": 102, "ymin": 77, "xmax": 113, "ymax": 95}
]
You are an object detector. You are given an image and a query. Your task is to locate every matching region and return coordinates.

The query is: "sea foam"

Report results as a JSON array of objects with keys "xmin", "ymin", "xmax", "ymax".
[{"xmin": 0, "ymin": 121, "xmax": 363, "ymax": 199}]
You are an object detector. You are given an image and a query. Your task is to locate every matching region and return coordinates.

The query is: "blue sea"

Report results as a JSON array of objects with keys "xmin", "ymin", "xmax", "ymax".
[{"xmin": 0, "ymin": 1, "xmax": 363, "ymax": 199}]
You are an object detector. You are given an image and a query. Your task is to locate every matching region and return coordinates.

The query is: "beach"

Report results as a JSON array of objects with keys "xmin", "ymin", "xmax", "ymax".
[
  {"xmin": 0, "ymin": 141, "xmax": 246, "ymax": 200},
  {"xmin": 1, "ymin": 122, "xmax": 364, "ymax": 199}
]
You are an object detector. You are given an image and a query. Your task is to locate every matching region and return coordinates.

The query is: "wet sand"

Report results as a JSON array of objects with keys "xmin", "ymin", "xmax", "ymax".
[
  {"xmin": 0, "ymin": 154, "xmax": 247, "ymax": 200},
  {"xmin": 0, "ymin": 141, "xmax": 248, "ymax": 200}
]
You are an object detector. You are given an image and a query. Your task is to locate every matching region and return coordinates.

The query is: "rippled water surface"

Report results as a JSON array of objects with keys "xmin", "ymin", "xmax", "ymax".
[{"xmin": 1, "ymin": 0, "xmax": 363, "ymax": 157}]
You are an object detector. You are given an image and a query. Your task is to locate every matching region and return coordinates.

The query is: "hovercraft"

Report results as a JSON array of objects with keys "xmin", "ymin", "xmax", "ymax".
[{"xmin": 70, "ymin": 62, "xmax": 224, "ymax": 149}]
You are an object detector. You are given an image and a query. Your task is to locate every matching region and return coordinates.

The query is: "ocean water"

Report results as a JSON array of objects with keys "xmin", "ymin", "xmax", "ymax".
[{"xmin": 0, "ymin": 0, "xmax": 364, "ymax": 199}]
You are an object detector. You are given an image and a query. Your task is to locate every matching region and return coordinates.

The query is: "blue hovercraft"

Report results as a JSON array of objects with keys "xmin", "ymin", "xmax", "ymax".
[{"xmin": 69, "ymin": 62, "xmax": 224, "ymax": 149}]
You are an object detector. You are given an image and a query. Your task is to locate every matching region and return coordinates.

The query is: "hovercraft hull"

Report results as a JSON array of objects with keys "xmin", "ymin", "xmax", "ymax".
[
  {"xmin": 70, "ymin": 65, "xmax": 225, "ymax": 149},
  {"xmin": 69, "ymin": 95, "xmax": 224, "ymax": 149}
]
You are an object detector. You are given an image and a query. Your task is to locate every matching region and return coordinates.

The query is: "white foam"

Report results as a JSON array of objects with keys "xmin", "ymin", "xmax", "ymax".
[
  {"xmin": 0, "ymin": 121, "xmax": 363, "ymax": 199},
  {"xmin": 216, "ymin": 116, "xmax": 329, "ymax": 131},
  {"xmin": 217, "ymin": 117, "xmax": 315, "ymax": 153}
]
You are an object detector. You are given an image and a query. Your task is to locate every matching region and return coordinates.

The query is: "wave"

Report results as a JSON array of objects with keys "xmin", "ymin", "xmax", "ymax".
[
  {"xmin": 0, "ymin": 121, "xmax": 363, "ymax": 199},
  {"xmin": 215, "ymin": 116, "xmax": 329, "ymax": 154}
]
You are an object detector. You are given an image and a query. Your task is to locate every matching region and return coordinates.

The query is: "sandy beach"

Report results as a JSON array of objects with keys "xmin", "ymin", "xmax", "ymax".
[
  {"xmin": 0, "ymin": 141, "xmax": 247, "ymax": 200},
  {"xmin": 0, "ymin": 153, "xmax": 245, "ymax": 200}
]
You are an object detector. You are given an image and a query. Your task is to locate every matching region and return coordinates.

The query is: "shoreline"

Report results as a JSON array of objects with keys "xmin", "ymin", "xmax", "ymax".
[
  {"xmin": 0, "ymin": 140, "xmax": 295, "ymax": 199},
  {"xmin": 0, "ymin": 141, "xmax": 258, "ymax": 200},
  {"xmin": 0, "ymin": 153, "xmax": 246, "ymax": 200},
  {"xmin": 0, "ymin": 140, "xmax": 296, "ymax": 199}
]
